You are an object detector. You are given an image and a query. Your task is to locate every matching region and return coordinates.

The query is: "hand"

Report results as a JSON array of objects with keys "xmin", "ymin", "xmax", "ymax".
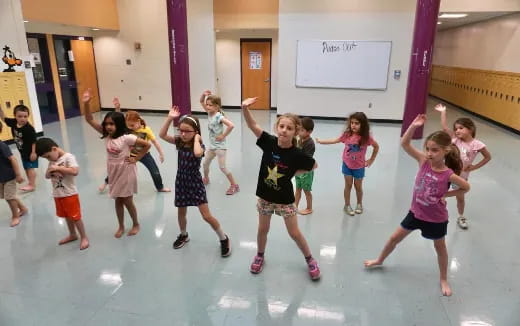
[
  {"xmin": 241, "ymin": 97, "xmax": 258, "ymax": 108},
  {"xmin": 126, "ymin": 156, "xmax": 137, "ymax": 164},
  {"xmin": 315, "ymin": 138, "xmax": 322, "ymax": 144},
  {"xmin": 434, "ymin": 104, "xmax": 446, "ymax": 112},
  {"xmin": 440, "ymin": 197, "xmax": 447, "ymax": 206},
  {"xmin": 30, "ymin": 152, "xmax": 37, "ymax": 161},
  {"xmin": 48, "ymin": 166, "xmax": 60, "ymax": 173},
  {"xmin": 215, "ymin": 134, "xmax": 225, "ymax": 142},
  {"xmin": 51, "ymin": 172, "xmax": 64, "ymax": 178},
  {"xmin": 365, "ymin": 158, "xmax": 374, "ymax": 167},
  {"xmin": 203, "ymin": 90, "xmax": 211, "ymax": 97},
  {"xmin": 463, "ymin": 165, "xmax": 475, "ymax": 172},
  {"xmin": 82, "ymin": 88, "xmax": 92, "ymax": 103},
  {"xmin": 411, "ymin": 114, "xmax": 426, "ymax": 128},
  {"xmin": 113, "ymin": 97, "xmax": 121, "ymax": 109},
  {"xmin": 15, "ymin": 175, "xmax": 24, "ymax": 183},
  {"xmin": 159, "ymin": 154, "xmax": 164, "ymax": 163},
  {"xmin": 168, "ymin": 106, "xmax": 181, "ymax": 119},
  {"xmin": 194, "ymin": 134, "xmax": 202, "ymax": 143}
]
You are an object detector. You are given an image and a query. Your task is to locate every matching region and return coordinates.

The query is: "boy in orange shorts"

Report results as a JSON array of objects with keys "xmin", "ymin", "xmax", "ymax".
[{"xmin": 36, "ymin": 137, "xmax": 89, "ymax": 250}]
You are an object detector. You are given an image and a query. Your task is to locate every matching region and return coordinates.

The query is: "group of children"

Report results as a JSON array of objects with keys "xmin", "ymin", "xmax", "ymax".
[{"xmin": 0, "ymin": 90, "xmax": 491, "ymax": 294}]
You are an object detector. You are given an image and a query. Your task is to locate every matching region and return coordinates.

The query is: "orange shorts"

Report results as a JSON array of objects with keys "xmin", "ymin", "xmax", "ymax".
[{"xmin": 54, "ymin": 194, "xmax": 82, "ymax": 221}]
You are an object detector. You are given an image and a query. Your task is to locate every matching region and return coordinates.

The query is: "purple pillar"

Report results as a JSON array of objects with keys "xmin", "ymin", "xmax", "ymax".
[
  {"xmin": 401, "ymin": 0, "xmax": 441, "ymax": 138},
  {"xmin": 166, "ymin": 0, "xmax": 191, "ymax": 120}
]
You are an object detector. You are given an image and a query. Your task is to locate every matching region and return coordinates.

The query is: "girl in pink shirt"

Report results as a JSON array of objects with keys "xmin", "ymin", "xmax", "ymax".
[
  {"xmin": 316, "ymin": 112, "xmax": 379, "ymax": 216},
  {"xmin": 436, "ymin": 104, "xmax": 491, "ymax": 229},
  {"xmin": 365, "ymin": 114, "xmax": 469, "ymax": 297}
]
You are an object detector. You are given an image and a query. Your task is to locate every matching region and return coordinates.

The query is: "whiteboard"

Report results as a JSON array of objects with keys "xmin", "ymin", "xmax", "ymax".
[{"xmin": 295, "ymin": 40, "xmax": 392, "ymax": 90}]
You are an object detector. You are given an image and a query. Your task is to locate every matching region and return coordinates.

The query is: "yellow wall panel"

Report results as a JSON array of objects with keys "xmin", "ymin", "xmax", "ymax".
[{"xmin": 0, "ymin": 72, "xmax": 34, "ymax": 141}]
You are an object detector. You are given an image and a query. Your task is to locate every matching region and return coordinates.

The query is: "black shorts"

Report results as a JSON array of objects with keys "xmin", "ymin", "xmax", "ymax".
[{"xmin": 400, "ymin": 211, "xmax": 448, "ymax": 240}]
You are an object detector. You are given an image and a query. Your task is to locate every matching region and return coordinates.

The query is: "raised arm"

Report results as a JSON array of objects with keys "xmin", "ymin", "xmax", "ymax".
[
  {"xmin": 113, "ymin": 97, "xmax": 122, "ymax": 113},
  {"xmin": 315, "ymin": 136, "xmax": 342, "ymax": 145},
  {"xmin": 401, "ymin": 114, "xmax": 427, "ymax": 164},
  {"xmin": 159, "ymin": 106, "xmax": 180, "ymax": 144},
  {"xmin": 82, "ymin": 89, "xmax": 103, "ymax": 134},
  {"xmin": 241, "ymin": 97, "xmax": 263, "ymax": 138},
  {"xmin": 199, "ymin": 90, "xmax": 211, "ymax": 112},
  {"xmin": 435, "ymin": 104, "xmax": 454, "ymax": 138}
]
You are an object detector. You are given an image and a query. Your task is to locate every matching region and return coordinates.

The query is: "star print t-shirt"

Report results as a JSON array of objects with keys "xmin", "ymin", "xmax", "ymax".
[
  {"xmin": 256, "ymin": 131, "xmax": 315, "ymax": 204},
  {"xmin": 48, "ymin": 153, "xmax": 79, "ymax": 198}
]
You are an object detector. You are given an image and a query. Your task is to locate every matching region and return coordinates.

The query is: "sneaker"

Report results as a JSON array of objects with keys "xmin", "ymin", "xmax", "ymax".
[
  {"xmin": 457, "ymin": 216, "xmax": 468, "ymax": 229},
  {"xmin": 355, "ymin": 204, "xmax": 363, "ymax": 214},
  {"xmin": 226, "ymin": 184, "xmax": 239, "ymax": 195},
  {"xmin": 344, "ymin": 205, "xmax": 355, "ymax": 216},
  {"xmin": 250, "ymin": 255, "xmax": 265, "ymax": 274},
  {"xmin": 307, "ymin": 258, "xmax": 321, "ymax": 280},
  {"xmin": 173, "ymin": 233, "xmax": 190, "ymax": 249},
  {"xmin": 220, "ymin": 236, "xmax": 231, "ymax": 257}
]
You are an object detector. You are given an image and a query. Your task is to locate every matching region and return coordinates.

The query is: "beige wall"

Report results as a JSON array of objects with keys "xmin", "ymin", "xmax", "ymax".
[
  {"xmin": 433, "ymin": 13, "xmax": 520, "ymax": 73},
  {"xmin": 21, "ymin": 0, "xmax": 119, "ymax": 30},
  {"xmin": 440, "ymin": 0, "xmax": 520, "ymax": 12},
  {"xmin": 214, "ymin": 0, "xmax": 278, "ymax": 30},
  {"xmin": 215, "ymin": 30, "xmax": 278, "ymax": 108},
  {"xmin": 1, "ymin": 0, "xmax": 42, "ymax": 132},
  {"xmin": 24, "ymin": 22, "xmax": 94, "ymax": 37},
  {"xmin": 277, "ymin": 0, "xmax": 416, "ymax": 120}
]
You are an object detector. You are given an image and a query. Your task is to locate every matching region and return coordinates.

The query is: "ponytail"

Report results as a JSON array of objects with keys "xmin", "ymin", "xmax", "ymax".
[{"xmin": 445, "ymin": 144, "xmax": 463, "ymax": 175}]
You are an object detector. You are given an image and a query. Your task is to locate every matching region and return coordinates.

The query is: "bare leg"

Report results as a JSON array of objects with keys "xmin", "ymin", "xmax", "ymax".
[
  {"xmin": 434, "ymin": 238, "xmax": 452, "ymax": 296},
  {"xmin": 21, "ymin": 168, "xmax": 36, "ymax": 191},
  {"xmin": 364, "ymin": 227, "xmax": 412, "ymax": 267},
  {"xmin": 283, "ymin": 214, "xmax": 312, "ymax": 257},
  {"xmin": 344, "ymin": 175, "xmax": 353, "ymax": 206},
  {"xmin": 294, "ymin": 187, "xmax": 302, "ymax": 209},
  {"xmin": 354, "ymin": 178, "xmax": 363, "ymax": 205},
  {"xmin": 257, "ymin": 214, "xmax": 272, "ymax": 253},
  {"xmin": 74, "ymin": 220, "xmax": 90, "ymax": 250},
  {"xmin": 17, "ymin": 199, "xmax": 28, "ymax": 216},
  {"xmin": 7, "ymin": 199, "xmax": 21, "ymax": 227},
  {"xmin": 59, "ymin": 219, "xmax": 78, "ymax": 245},
  {"xmin": 198, "ymin": 203, "xmax": 221, "ymax": 230},
  {"xmin": 299, "ymin": 190, "xmax": 313, "ymax": 215},
  {"xmin": 202, "ymin": 150, "xmax": 216, "ymax": 184},
  {"xmin": 456, "ymin": 193, "xmax": 465, "ymax": 216},
  {"xmin": 114, "ymin": 198, "xmax": 125, "ymax": 238},
  {"xmin": 123, "ymin": 196, "xmax": 139, "ymax": 236},
  {"xmin": 216, "ymin": 150, "xmax": 237, "ymax": 186},
  {"xmin": 178, "ymin": 206, "xmax": 188, "ymax": 232}
]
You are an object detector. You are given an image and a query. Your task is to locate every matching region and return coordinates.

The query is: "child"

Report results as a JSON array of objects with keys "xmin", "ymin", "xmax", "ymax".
[
  {"xmin": 199, "ymin": 90, "xmax": 239, "ymax": 195},
  {"xmin": 0, "ymin": 104, "xmax": 38, "ymax": 191},
  {"xmin": 436, "ymin": 104, "xmax": 491, "ymax": 229},
  {"xmin": 316, "ymin": 112, "xmax": 379, "ymax": 216},
  {"xmin": 83, "ymin": 89, "xmax": 151, "ymax": 238},
  {"xmin": 294, "ymin": 117, "xmax": 315, "ymax": 215},
  {"xmin": 99, "ymin": 97, "xmax": 171, "ymax": 193},
  {"xmin": 364, "ymin": 114, "xmax": 470, "ymax": 297},
  {"xmin": 159, "ymin": 106, "xmax": 231, "ymax": 257},
  {"xmin": 241, "ymin": 97, "xmax": 320, "ymax": 280},
  {"xmin": 0, "ymin": 121, "xmax": 27, "ymax": 227},
  {"xmin": 35, "ymin": 137, "xmax": 89, "ymax": 250}
]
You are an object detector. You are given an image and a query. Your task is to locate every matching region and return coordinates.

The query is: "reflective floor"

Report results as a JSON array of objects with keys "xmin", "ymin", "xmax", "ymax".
[{"xmin": 1, "ymin": 98, "xmax": 519, "ymax": 325}]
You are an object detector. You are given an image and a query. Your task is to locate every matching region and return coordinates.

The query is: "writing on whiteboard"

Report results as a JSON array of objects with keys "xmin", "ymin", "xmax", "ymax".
[{"xmin": 322, "ymin": 41, "xmax": 358, "ymax": 54}]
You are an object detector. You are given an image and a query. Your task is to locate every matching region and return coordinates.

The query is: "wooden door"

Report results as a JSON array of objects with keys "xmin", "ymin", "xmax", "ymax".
[
  {"xmin": 241, "ymin": 39, "xmax": 271, "ymax": 110},
  {"xmin": 71, "ymin": 39, "xmax": 100, "ymax": 113}
]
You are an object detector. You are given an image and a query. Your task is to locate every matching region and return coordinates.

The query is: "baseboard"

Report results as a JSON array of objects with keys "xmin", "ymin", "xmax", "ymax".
[{"xmin": 429, "ymin": 95, "xmax": 520, "ymax": 135}]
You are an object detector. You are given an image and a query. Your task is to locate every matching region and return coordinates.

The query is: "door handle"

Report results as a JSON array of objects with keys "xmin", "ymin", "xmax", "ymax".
[{"xmin": 264, "ymin": 79, "xmax": 270, "ymax": 82}]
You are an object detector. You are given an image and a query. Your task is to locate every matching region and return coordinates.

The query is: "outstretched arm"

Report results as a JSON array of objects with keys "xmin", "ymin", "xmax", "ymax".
[
  {"xmin": 82, "ymin": 89, "xmax": 103, "ymax": 134},
  {"xmin": 159, "ymin": 106, "xmax": 180, "ymax": 144},
  {"xmin": 241, "ymin": 97, "xmax": 263, "ymax": 138},
  {"xmin": 315, "ymin": 136, "xmax": 342, "ymax": 145},
  {"xmin": 435, "ymin": 104, "xmax": 454, "ymax": 138},
  {"xmin": 401, "ymin": 114, "xmax": 427, "ymax": 165}
]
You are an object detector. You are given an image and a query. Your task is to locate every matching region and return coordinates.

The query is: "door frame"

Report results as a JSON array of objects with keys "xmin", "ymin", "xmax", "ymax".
[{"xmin": 240, "ymin": 38, "xmax": 272, "ymax": 110}]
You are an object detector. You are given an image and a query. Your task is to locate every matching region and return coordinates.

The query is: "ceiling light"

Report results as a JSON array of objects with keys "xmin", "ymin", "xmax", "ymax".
[
  {"xmin": 24, "ymin": 20, "xmax": 29, "ymax": 23},
  {"xmin": 437, "ymin": 21, "xmax": 442, "ymax": 25},
  {"xmin": 439, "ymin": 13, "xmax": 468, "ymax": 19},
  {"xmin": 91, "ymin": 28, "xmax": 100, "ymax": 31}
]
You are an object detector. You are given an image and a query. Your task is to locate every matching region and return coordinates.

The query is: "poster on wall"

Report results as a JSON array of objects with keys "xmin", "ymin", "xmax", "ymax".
[{"xmin": 249, "ymin": 51, "xmax": 262, "ymax": 70}]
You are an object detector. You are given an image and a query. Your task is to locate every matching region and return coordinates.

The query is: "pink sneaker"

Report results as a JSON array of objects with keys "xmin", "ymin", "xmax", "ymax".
[
  {"xmin": 250, "ymin": 255, "xmax": 264, "ymax": 274},
  {"xmin": 307, "ymin": 258, "xmax": 321, "ymax": 280},
  {"xmin": 226, "ymin": 184, "xmax": 239, "ymax": 195}
]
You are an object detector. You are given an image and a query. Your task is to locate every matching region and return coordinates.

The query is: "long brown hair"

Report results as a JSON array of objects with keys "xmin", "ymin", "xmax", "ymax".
[
  {"xmin": 175, "ymin": 115, "xmax": 202, "ymax": 151},
  {"xmin": 453, "ymin": 117, "xmax": 476, "ymax": 138},
  {"xmin": 274, "ymin": 113, "xmax": 301, "ymax": 147},
  {"xmin": 425, "ymin": 131, "xmax": 463, "ymax": 175},
  {"xmin": 344, "ymin": 112, "xmax": 370, "ymax": 146}
]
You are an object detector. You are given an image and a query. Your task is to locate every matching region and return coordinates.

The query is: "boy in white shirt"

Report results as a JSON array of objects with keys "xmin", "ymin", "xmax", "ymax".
[{"xmin": 36, "ymin": 138, "xmax": 89, "ymax": 250}]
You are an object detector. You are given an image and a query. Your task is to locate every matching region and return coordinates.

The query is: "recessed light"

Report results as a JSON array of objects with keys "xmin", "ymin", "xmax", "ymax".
[{"xmin": 439, "ymin": 13, "xmax": 468, "ymax": 19}]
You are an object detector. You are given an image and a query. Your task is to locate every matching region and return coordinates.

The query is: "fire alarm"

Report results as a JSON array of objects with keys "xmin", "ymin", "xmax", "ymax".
[{"xmin": 134, "ymin": 42, "xmax": 141, "ymax": 50}]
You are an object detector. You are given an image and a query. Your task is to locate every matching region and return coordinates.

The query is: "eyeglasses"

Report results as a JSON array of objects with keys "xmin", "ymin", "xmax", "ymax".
[{"xmin": 179, "ymin": 129, "xmax": 196, "ymax": 134}]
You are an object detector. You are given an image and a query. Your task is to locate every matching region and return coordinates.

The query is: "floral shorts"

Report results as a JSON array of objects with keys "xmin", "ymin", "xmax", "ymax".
[{"xmin": 257, "ymin": 198, "xmax": 297, "ymax": 219}]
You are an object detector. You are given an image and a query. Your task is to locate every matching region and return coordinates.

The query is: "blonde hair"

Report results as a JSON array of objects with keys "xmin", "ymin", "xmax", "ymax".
[
  {"xmin": 274, "ymin": 113, "xmax": 301, "ymax": 146},
  {"xmin": 206, "ymin": 95, "xmax": 224, "ymax": 115}
]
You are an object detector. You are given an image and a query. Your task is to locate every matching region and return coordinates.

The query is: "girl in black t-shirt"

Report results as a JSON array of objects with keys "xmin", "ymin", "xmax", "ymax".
[{"xmin": 241, "ymin": 97, "xmax": 321, "ymax": 280}]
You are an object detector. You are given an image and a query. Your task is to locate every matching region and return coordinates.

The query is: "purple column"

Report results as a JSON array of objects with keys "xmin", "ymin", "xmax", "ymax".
[
  {"xmin": 166, "ymin": 0, "xmax": 191, "ymax": 120},
  {"xmin": 401, "ymin": 0, "xmax": 441, "ymax": 138}
]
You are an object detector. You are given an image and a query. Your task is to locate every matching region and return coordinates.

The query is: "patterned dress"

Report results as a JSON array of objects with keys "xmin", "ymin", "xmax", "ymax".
[{"xmin": 175, "ymin": 146, "xmax": 207, "ymax": 207}]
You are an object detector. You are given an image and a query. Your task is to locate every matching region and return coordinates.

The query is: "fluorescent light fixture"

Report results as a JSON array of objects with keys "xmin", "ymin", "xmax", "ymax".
[
  {"xmin": 92, "ymin": 28, "xmax": 100, "ymax": 31},
  {"xmin": 437, "ymin": 21, "xmax": 442, "ymax": 25},
  {"xmin": 24, "ymin": 20, "xmax": 29, "ymax": 23},
  {"xmin": 439, "ymin": 13, "xmax": 467, "ymax": 18}
]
